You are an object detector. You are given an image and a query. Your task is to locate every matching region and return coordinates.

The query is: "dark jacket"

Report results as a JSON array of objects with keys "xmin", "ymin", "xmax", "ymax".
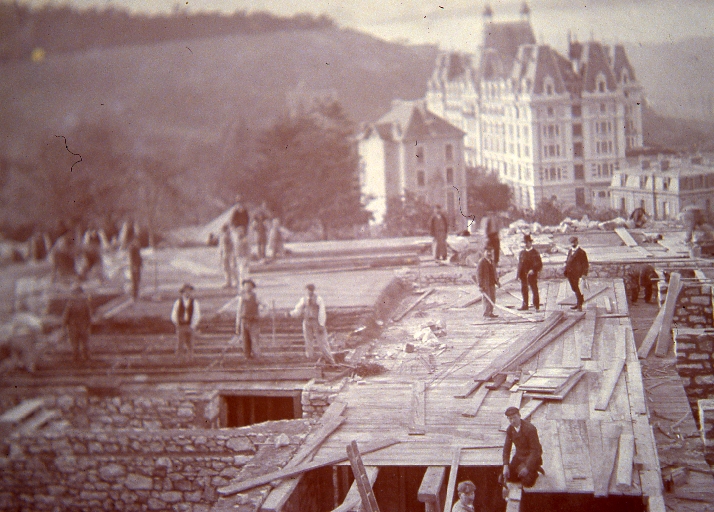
[
  {"xmin": 230, "ymin": 206, "xmax": 249, "ymax": 230},
  {"xmin": 564, "ymin": 246, "xmax": 588, "ymax": 279},
  {"xmin": 517, "ymin": 247, "xmax": 542, "ymax": 281},
  {"xmin": 429, "ymin": 213, "xmax": 448, "ymax": 239},
  {"xmin": 503, "ymin": 419, "xmax": 543, "ymax": 469},
  {"xmin": 63, "ymin": 295, "xmax": 91, "ymax": 331},
  {"xmin": 477, "ymin": 256, "xmax": 497, "ymax": 290}
]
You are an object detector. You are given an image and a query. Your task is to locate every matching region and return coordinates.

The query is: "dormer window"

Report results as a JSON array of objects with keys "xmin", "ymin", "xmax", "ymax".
[{"xmin": 596, "ymin": 73, "xmax": 607, "ymax": 93}]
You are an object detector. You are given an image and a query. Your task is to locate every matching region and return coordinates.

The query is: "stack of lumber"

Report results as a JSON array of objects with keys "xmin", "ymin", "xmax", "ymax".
[{"xmin": 518, "ymin": 366, "xmax": 586, "ymax": 401}]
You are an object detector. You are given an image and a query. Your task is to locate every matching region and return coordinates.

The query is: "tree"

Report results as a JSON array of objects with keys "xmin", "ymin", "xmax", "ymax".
[
  {"xmin": 250, "ymin": 101, "xmax": 371, "ymax": 239},
  {"xmin": 382, "ymin": 192, "xmax": 432, "ymax": 237},
  {"xmin": 467, "ymin": 166, "xmax": 512, "ymax": 216}
]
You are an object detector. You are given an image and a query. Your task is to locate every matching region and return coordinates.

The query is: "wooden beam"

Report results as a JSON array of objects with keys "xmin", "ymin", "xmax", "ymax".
[
  {"xmin": 346, "ymin": 441, "xmax": 380, "ymax": 512},
  {"xmin": 595, "ymin": 326, "xmax": 627, "ymax": 411},
  {"xmin": 591, "ymin": 423, "xmax": 622, "ymax": 497},
  {"xmin": 637, "ymin": 307, "xmax": 665, "ymax": 359},
  {"xmin": 287, "ymin": 416, "xmax": 345, "ymax": 468},
  {"xmin": 518, "ymin": 398, "xmax": 545, "ymax": 420},
  {"xmin": 393, "ymin": 289, "xmax": 434, "ymax": 322},
  {"xmin": 505, "ymin": 482, "xmax": 522, "ymax": 512},
  {"xmin": 615, "ymin": 227, "xmax": 638, "ymax": 247},
  {"xmin": 261, "ymin": 476, "xmax": 303, "ymax": 512},
  {"xmin": 218, "ymin": 438, "xmax": 399, "ymax": 496},
  {"xmin": 647, "ymin": 495, "xmax": 666, "ymax": 512},
  {"xmin": 625, "ymin": 361, "xmax": 648, "ymax": 415},
  {"xmin": 461, "ymin": 385, "xmax": 489, "ymax": 418},
  {"xmin": 331, "ymin": 467, "xmax": 379, "ymax": 512},
  {"xmin": 655, "ymin": 272, "xmax": 682, "ymax": 357},
  {"xmin": 580, "ymin": 307, "xmax": 597, "ymax": 360},
  {"xmin": 616, "ymin": 433, "xmax": 635, "ymax": 489},
  {"xmin": 418, "ymin": 466, "xmax": 446, "ymax": 512},
  {"xmin": 443, "ymin": 447, "xmax": 462, "ymax": 512},
  {"xmin": 409, "ymin": 381, "xmax": 427, "ymax": 435}
]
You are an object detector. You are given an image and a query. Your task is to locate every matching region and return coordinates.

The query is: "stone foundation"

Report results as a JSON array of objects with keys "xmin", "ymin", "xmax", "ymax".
[
  {"xmin": 0, "ymin": 419, "xmax": 310, "ymax": 511},
  {"xmin": 301, "ymin": 378, "xmax": 348, "ymax": 420},
  {"xmin": 673, "ymin": 284, "xmax": 714, "ymax": 329}
]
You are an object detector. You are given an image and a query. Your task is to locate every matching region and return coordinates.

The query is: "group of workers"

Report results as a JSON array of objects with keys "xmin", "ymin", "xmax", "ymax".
[{"xmin": 170, "ymin": 280, "xmax": 335, "ymax": 364}]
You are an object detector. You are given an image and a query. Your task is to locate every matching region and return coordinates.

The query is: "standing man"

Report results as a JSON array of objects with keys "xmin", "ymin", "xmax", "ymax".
[
  {"xmin": 128, "ymin": 236, "xmax": 142, "ymax": 300},
  {"xmin": 517, "ymin": 234, "xmax": 542, "ymax": 311},
  {"xmin": 218, "ymin": 224, "xmax": 236, "ymax": 288},
  {"xmin": 236, "ymin": 279, "xmax": 260, "ymax": 359},
  {"xmin": 502, "ymin": 407, "xmax": 543, "ymax": 488},
  {"xmin": 564, "ymin": 236, "xmax": 589, "ymax": 311},
  {"xmin": 477, "ymin": 247, "xmax": 499, "ymax": 318},
  {"xmin": 63, "ymin": 284, "xmax": 92, "ymax": 362},
  {"xmin": 230, "ymin": 195, "xmax": 250, "ymax": 242},
  {"xmin": 290, "ymin": 284, "xmax": 335, "ymax": 364},
  {"xmin": 451, "ymin": 481, "xmax": 477, "ymax": 512},
  {"xmin": 429, "ymin": 205, "xmax": 449, "ymax": 261},
  {"xmin": 171, "ymin": 283, "xmax": 201, "ymax": 361},
  {"xmin": 482, "ymin": 212, "xmax": 501, "ymax": 267},
  {"xmin": 252, "ymin": 201, "xmax": 271, "ymax": 260}
]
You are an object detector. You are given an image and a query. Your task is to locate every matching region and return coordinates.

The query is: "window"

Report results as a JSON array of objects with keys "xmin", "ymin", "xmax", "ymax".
[
  {"xmin": 662, "ymin": 177, "xmax": 670, "ymax": 190},
  {"xmin": 600, "ymin": 103, "xmax": 606, "ymax": 113},
  {"xmin": 523, "ymin": 126, "xmax": 529, "ymax": 138},
  {"xmin": 524, "ymin": 146, "xmax": 530, "ymax": 157},
  {"xmin": 416, "ymin": 147, "xmax": 424, "ymax": 163},
  {"xmin": 598, "ymin": 191, "xmax": 607, "ymax": 198},
  {"xmin": 547, "ymin": 107, "xmax": 554, "ymax": 117},
  {"xmin": 445, "ymin": 144, "xmax": 453, "ymax": 161},
  {"xmin": 572, "ymin": 105, "xmax": 582, "ymax": 117},
  {"xmin": 417, "ymin": 170, "xmax": 425, "ymax": 187},
  {"xmin": 574, "ymin": 142, "xmax": 583, "ymax": 158},
  {"xmin": 574, "ymin": 164, "xmax": 584, "ymax": 180},
  {"xmin": 573, "ymin": 124, "xmax": 582, "ymax": 137},
  {"xmin": 446, "ymin": 168, "xmax": 454, "ymax": 184}
]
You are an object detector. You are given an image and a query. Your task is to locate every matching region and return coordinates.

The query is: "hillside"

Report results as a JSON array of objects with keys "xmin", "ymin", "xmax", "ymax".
[{"xmin": 0, "ymin": 27, "xmax": 439, "ymax": 160}]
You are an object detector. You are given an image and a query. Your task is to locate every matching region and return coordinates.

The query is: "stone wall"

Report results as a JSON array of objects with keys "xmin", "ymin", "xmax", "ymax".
[
  {"xmin": 0, "ymin": 419, "xmax": 310, "ymax": 512},
  {"xmin": 0, "ymin": 387, "xmax": 221, "ymax": 431},
  {"xmin": 673, "ymin": 284, "xmax": 714, "ymax": 329},
  {"xmin": 674, "ymin": 329, "xmax": 714, "ymax": 418},
  {"xmin": 301, "ymin": 378, "xmax": 348, "ymax": 420}
]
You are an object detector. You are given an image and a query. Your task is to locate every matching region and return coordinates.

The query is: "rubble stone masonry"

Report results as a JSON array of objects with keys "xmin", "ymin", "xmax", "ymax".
[{"xmin": 0, "ymin": 419, "xmax": 310, "ymax": 511}]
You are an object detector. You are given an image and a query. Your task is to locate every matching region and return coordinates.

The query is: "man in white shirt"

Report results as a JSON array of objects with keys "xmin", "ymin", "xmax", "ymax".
[
  {"xmin": 171, "ymin": 283, "xmax": 201, "ymax": 361},
  {"xmin": 290, "ymin": 284, "xmax": 335, "ymax": 364}
]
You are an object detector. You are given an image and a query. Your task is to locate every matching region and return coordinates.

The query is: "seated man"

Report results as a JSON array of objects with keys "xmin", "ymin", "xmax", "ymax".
[{"xmin": 502, "ymin": 407, "xmax": 543, "ymax": 488}]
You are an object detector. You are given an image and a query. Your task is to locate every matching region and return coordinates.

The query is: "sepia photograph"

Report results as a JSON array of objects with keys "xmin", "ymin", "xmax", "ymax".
[{"xmin": 1, "ymin": 0, "xmax": 714, "ymax": 510}]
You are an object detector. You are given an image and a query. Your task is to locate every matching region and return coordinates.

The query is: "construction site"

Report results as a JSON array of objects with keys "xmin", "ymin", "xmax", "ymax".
[{"xmin": 1, "ymin": 221, "xmax": 714, "ymax": 512}]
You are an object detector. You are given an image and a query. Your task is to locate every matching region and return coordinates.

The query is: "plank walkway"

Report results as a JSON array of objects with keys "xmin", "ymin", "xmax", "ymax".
[{"xmin": 309, "ymin": 278, "xmax": 665, "ymax": 504}]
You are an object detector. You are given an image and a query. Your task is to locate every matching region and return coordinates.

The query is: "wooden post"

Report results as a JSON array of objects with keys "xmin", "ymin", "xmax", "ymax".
[
  {"xmin": 346, "ymin": 441, "xmax": 380, "ymax": 512},
  {"xmin": 444, "ymin": 447, "xmax": 462, "ymax": 512},
  {"xmin": 655, "ymin": 272, "xmax": 681, "ymax": 357},
  {"xmin": 418, "ymin": 466, "xmax": 446, "ymax": 512}
]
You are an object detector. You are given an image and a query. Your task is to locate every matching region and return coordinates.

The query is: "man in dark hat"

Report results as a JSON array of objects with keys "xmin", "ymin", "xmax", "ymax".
[
  {"xmin": 171, "ymin": 283, "xmax": 201, "ymax": 361},
  {"xmin": 290, "ymin": 283, "xmax": 335, "ymax": 364},
  {"xmin": 236, "ymin": 279, "xmax": 261, "ymax": 358},
  {"xmin": 517, "ymin": 234, "xmax": 543, "ymax": 311},
  {"xmin": 62, "ymin": 284, "xmax": 92, "ymax": 362},
  {"xmin": 477, "ymin": 247, "xmax": 499, "ymax": 318},
  {"xmin": 502, "ymin": 407, "xmax": 543, "ymax": 488},
  {"xmin": 564, "ymin": 236, "xmax": 589, "ymax": 311}
]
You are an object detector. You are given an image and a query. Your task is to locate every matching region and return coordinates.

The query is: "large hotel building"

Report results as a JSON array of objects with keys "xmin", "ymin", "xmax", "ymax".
[{"xmin": 425, "ymin": 3, "xmax": 644, "ymax": 210}]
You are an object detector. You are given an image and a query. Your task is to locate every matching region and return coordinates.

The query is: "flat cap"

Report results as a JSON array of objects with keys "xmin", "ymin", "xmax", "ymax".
[
  {"xmin": 505, "ymin": 406, "xmax": 520, "ymax": 417},
  {"xmin": 569, "ymin": 236, "xmax": 579, "ymax": 244},
  {"xmin": 457, "ymin": 481, "xmax": 476, "ymax": 493}
]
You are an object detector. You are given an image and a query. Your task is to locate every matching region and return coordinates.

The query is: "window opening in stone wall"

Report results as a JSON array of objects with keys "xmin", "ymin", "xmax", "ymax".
[{"xmin": 222, "ymin": 395, "xmax": 298, "ymax": 428}]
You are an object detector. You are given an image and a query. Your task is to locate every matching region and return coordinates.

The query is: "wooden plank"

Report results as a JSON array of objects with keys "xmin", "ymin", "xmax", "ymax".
[
  {"xmin": 523, "ymin": 371, "xmax": 586, "ymax": 401},
  {"xmin": 626, "ymin": 361, "xmax": 648, "ymax": 415},
  {"xmin": 518, "ymin": 399, "xmax": 544, "ymax": 420},
  {"xmin": 557, "ymin": 420, "xmax": 593, "ymax": 492},
  {"xmin": 613, "ymin": 280, "xmax": 630, "ymax": 317},
  {"xmin": 409, "ymin": 381, "xmax": 427, "ymax": 435},
  {"xmin": 558, "ymin": 284, "xmax": 608, "ymax": 306},
  {"xmin": 261, "ymin": 476, "xmax": 303, "ymax": 512},
  {"xmin": 637, "ymin": 307, "xmax": 665, "ymax": 359},
  {"xmin": 655, "ymin": 272, "xmax": 681, "ymax": 357},
  {"xmin": 616, "ymin": 433, "xmax": 635, "ymax": 489},
  {"xmin": 393, "ymin": 289, "xmax": 434, "ymax": 321},
  {"xmin": 418, "ymin": 466, "xmax": 446, "ymax": 512},
  {"xmin": 601, "ymin": 295, "xmax": 613, "ymax": 314},
  {"xmin": 593, "ymin": 423, "xmax": 622, "ymax": 497},
  {"xmin": 461, "ymin": 385, "xmax": 489, "ymax": 418},
  {"xmin": 218, "ymin": 438, "xmax": 399, "ymax": 496},
  {"xmin": 457, "ymin": 271, "xmax": 518, "ymax": 308},
  {"xmin": 647, "ymin": 495, "xmax": 666, "ymax": 512},
  {"xmin": 346, "ymin": 441, "xmax": 380, "ymax": 512},
  {"xmin": 556, "ymin": 281, "xmax": 569, "ymax": 305},
  {"xmin": 287, "ymin": 416, "xmax": 345, "ymax": 468},
  {"xmin": 505, "ymin": 482, "xmax": 522, "ymax": 512},
  {"xmin": 534, "ymin": 420, "xmax": 566, "ymax": 492},
  {"xmin": 595, "ymin": 326, "xmax": 627, "ymax": 411},
  {"xmin": 331, "ymin": 467, "xmax": 379, "ymax": 512},
  {"xmin": 0, "ymin": 398, "xmax": 45, "ymax": 424},
  {"xmin": 580, "ymin": 307, "xmax": 597, "ymax": 360},
  {"xmin": 615, "ymin": 227, "xmax": 638, "ymax": 247},
  {"xmin": 444, "ymin": 447, "xmax": 462, "ymax": 512}
]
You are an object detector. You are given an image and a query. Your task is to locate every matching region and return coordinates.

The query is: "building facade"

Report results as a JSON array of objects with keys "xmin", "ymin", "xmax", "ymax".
[
  {"xmin": 610, "ymin": 156, "xmax": 714, "ymax": 220},
  {"xmin": 425, "ymin": 3, "xmax": 644, "ymax": 211},
  {"xmin": 358, "ymin": 100, "xmax": 467, "ymax": 229}
]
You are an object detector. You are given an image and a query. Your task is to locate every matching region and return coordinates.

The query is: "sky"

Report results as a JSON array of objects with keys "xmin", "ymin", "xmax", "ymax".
[{"xmin": 14, "ymin": 0, "xmax": 714, "ymax": 53}]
